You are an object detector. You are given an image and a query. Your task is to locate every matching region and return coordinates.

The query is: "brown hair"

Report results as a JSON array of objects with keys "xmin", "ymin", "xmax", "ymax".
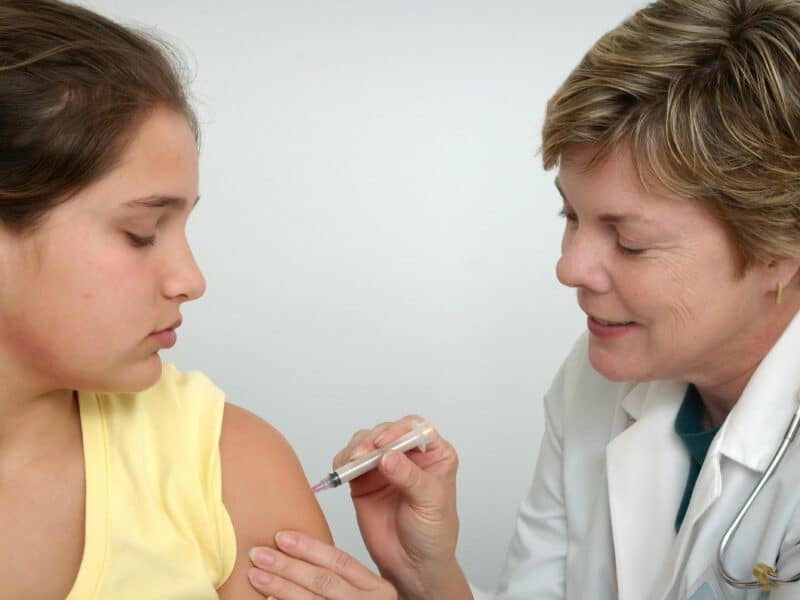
[
  {"xmin": 0, "ymin": 0, "xmax": 197, "ymax": 233},
  {"xmin": 542, "ymin": 0, "xmax": 800, "ymax": 271}
]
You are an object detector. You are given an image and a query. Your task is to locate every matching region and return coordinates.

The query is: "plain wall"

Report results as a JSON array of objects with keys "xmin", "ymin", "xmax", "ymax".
[{"xmin": 85, "ymin": 0, "xmax": 644, "ymax": 590}]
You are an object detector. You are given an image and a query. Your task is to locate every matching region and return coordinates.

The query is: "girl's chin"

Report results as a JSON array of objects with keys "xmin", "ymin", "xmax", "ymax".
[
  {"xmin": 94, "ymin": 354, "xmax": 163, "ymax": 393},
  {"xmin": 131, "ymin": 354, "xmax": 164, "ymax": 388}
]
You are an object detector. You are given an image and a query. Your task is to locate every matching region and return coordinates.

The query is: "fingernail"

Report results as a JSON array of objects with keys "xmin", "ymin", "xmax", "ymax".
[
  {"xmin": 248, "ymin": 567, "xmax": 272, "ymax": 586},
  {"xmin": 276, "ymin": 531, "xmax": 297, "ymax": 549},
  {"xmin": 248, "ymin": 548, "xmax": 275, "ymax": 567},
  {"xmin": 348, "ymin": 445, "xmax": 368, "ymax": 461},
  {"xmin": 382, "ymin": 451, "xmax": 402, "ymax": 474}
]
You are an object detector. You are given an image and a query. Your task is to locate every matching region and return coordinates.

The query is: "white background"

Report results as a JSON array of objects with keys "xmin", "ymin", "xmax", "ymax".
[{"xmin": 86, "ymin": 0, "xmax": 644, "ymax": 590}]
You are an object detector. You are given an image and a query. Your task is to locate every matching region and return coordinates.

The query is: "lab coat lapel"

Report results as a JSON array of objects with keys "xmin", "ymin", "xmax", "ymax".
[
  {"xmin": 660, "ymin": 311, "xmax": 800, "ymax": 596},
  {"xmin": 655, "ymin": 441, "xmax": 723, "ymax": 598},
  {"xmin": 606, "ymin": 379, "xmax": 687, "ymax": 600}
]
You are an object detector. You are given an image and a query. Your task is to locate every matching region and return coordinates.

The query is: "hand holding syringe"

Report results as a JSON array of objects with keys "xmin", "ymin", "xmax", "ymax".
[{"xmin": 310, "ymin": 420, "xmax": 437, "ymax": 493}]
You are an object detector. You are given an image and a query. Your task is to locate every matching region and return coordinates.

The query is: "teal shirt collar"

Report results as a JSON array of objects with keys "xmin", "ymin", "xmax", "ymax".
[{"xmin": 674, "ymin": 384, "xmax": 721, "ymax": 532}]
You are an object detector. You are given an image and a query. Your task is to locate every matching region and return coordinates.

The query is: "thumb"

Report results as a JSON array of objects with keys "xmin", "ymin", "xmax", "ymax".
[{"xmin": 378, "ymin": 451, "xmax": 441, "ymax": 511}]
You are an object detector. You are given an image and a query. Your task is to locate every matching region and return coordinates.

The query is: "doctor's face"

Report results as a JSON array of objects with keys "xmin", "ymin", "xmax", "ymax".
[{"xmin": 555, "ymin": 145, "xmax": 775, "ymax": 383}]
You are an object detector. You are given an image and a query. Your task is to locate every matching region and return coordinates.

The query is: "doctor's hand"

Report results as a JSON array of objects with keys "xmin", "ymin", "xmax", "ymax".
[
  {"xmin": 247, "ymin": 530, "xmax": 398, "ymax": 599},
  {"xmin": 247, "ymin": 416, "xmax": 472, "ymax": 600},
  {"xmin": 332, "ymin": 415, "xmax": 470, "ymax": 600}
]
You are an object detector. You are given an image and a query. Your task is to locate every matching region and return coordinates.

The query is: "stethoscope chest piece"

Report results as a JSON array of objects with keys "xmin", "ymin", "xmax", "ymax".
[{"xmin": 752, "ymin": 563, "xmax": 777, "ymax": 592}]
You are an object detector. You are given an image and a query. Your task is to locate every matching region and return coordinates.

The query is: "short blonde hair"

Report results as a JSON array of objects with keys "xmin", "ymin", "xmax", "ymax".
[{"xmin": 542, "ymin": 0, "xmax": 800, "ymax": 271}]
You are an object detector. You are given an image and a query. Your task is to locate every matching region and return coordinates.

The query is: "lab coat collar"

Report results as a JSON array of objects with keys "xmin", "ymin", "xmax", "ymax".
[
  {"xmin": 716, "ymin": 309, "xmax": 800, "ymax": 472},
  {"xmin": 620, "ymin": 309, "xmax": 800, "ymax": 472},
  {"xmin": 619, "ymin": 376, "xmax": 649, "ymax": 422},
  {"xmin": 608, "ymin": 308, "xmax": 800, "ymax": 599}
]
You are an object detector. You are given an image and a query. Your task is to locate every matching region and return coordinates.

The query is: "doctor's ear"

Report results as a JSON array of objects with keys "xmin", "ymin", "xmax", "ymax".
[{"xmin": 763, "ymin": 255, "xmax": 800, "ymax": 298}]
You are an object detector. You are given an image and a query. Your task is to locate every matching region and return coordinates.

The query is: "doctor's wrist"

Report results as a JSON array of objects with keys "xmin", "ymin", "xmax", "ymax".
[{"xmin": 390, "ymin": 558, "xmax": 472, "ymax": 600}]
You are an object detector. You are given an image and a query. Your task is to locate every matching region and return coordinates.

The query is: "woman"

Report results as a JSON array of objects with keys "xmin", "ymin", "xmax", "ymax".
[
  {"xmin": 248, "ymin": 0, "xmax": 800, "ymax": 598},
  {"xmin": 0, "ymin": 1, "xmax": 331, "ymax": 598}
]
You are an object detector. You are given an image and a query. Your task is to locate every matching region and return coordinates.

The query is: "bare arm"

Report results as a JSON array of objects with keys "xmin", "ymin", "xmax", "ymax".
[
  {"xmin": 216, "ymin": 403, "xmax": 332, "ymax": 599},
  {"xmin": 247, "ymin": 416, "xmax": 472, "ymax": 600}
]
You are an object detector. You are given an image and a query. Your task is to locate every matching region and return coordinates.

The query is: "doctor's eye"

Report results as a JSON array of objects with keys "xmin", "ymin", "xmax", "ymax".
[
  {"xmin": 126, "ymin": 232, "xmax": 157, "ymax": 248},
  {"xmin": 616, "ymin": 242, "xmax": 646, "ymax": 256}
]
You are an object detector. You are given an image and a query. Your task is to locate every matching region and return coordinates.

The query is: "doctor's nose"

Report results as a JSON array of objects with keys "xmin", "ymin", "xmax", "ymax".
[
  {"xmin": 556, "ymin": 232, "xmax": 612, "ymax": 294},
  {"xmin": 162, "ymin": 240, "xmax": 206, "ymax": 302}
]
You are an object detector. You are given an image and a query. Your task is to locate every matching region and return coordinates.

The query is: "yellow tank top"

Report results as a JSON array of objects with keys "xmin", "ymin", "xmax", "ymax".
[{"xmin": 66, "ymin": 363, "xmax": 237, "ymax": 599}]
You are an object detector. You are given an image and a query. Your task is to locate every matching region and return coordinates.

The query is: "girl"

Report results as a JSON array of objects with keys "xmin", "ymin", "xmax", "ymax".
[{"xmin": 0, "ymin": 1, "xmax": 330, "ymax": 598}]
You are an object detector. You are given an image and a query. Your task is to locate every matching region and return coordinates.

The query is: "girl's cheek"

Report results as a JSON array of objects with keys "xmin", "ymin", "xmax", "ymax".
[{"xmin": 0, "ymin": 312, "xmax": 62, "ymax": 376}]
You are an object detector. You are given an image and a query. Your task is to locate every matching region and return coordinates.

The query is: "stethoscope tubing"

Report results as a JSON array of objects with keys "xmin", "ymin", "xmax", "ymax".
[{"xmin": 718, "ymin": 392, "xmax": 800, "ymax": 589}]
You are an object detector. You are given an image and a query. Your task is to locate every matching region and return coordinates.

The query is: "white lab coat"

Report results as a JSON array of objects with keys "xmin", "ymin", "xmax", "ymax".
[{"xmin": 472, "ymin": 311, "xmax": 800, "ymax": 600}]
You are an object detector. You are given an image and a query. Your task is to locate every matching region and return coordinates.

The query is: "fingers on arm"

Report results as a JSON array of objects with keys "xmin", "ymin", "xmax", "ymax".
[
  {"xmin": 276, "ymin": 531, "xmax": 379, "ymax": 590},
  {"xmin": 248, "ymin": 531, "xmax": 396, "ymax": 600}
]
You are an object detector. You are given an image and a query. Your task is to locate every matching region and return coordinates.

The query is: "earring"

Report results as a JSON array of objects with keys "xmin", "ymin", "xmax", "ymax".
[{"xmin": 776, "ymin": 280, "xmax": 783, "ymax": 305}]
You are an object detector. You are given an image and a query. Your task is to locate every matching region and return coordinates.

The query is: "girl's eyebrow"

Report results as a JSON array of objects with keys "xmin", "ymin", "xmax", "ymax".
[{"xmin": 123, "ymin": 194, "xmax": 200, "ymax": 212}]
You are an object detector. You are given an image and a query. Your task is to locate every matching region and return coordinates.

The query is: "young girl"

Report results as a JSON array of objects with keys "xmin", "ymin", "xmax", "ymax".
[{"xmin": 0, "ymin": 1, "xmax": 331, "ymax": 598}]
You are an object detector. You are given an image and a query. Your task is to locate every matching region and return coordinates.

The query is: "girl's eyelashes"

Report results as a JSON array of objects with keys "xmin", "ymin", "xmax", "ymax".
[
  {"xmin": 126, "ymin": 232, "xmax": 156, "ymax": 247},
  {"xmin": 558, "ymin": 208, "xmax": 577, "ymax": 222}
]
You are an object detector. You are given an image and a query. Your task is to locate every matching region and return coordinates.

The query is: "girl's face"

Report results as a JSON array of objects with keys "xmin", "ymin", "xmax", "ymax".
[
  {"xmin": 0, "ymin": 107, "xmax": 205, "ymax": 393},
  {"xmin": 555, "ymin": 145, "xmax": 779, "ymax": 385}
]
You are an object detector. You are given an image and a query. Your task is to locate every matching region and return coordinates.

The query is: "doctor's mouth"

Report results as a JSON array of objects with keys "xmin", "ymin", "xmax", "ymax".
[{"xmin": 586, "ymin": 315, "xmax": 640, "ymax": 340}]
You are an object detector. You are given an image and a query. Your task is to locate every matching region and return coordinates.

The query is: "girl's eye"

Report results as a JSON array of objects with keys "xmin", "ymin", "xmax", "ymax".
[
  {"xmin": 126, "ymin": 232, "xmax": 156, "ymax": 247},
  {"xmin": 558, "ymin": 208, "xmax": 578, "ymax": 222}
]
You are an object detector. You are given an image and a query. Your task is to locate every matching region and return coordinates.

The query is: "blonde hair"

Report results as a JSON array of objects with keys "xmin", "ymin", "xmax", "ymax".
[{"xmin": 542, "ymin": 0, "xmax": 800, "ymax": 271}]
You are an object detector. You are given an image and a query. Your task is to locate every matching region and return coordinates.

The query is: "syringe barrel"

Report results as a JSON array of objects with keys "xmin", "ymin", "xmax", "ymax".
[{"xmin": 333, "ymin": 421, "xmax": 436, "ymax": 485}]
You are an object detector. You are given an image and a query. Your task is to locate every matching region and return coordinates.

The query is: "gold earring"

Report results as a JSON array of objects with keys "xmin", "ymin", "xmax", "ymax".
[{"xmin": 776, "ymin": 280, "xmax": 783, "ymax": 305}]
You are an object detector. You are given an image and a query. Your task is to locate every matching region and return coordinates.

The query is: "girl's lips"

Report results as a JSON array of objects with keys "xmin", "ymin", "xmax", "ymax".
[
  {"xmin": 587, "ymin": 316, "xmax": 637, "ymax": 339},
  {"xmin": 150, "ymin": 329, "xmax": 177, "ymax": 348}
]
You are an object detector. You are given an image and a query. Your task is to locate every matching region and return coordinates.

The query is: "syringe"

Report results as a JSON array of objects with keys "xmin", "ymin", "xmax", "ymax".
[{"xmin": 310, "ymin": 420, "xmax": 437, "ymax": 493}]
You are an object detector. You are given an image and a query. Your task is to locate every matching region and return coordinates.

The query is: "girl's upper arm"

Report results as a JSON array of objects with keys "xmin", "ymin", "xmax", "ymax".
[{"xmin": 216, "ymin": 402, "xmax": 333, "ymax": 598}]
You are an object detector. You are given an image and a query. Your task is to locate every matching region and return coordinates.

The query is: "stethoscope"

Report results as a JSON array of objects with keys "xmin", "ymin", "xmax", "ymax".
[{"xmin": 718, "ymin": 390, "xmax": 800, "ymax": 591}]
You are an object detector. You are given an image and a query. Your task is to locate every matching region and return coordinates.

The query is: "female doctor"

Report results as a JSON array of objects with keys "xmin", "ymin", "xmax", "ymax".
[{"xmin": 247, "ymin": 0, "xmax": 800, "ymax": 598}]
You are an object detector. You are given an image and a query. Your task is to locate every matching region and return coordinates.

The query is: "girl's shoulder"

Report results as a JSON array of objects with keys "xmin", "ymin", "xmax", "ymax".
[
  {"xmin": 93, "ymin": 362, "xmax": 332, "ymax": 596},
  {"xmin": 215, "ymin": 383, "xmax": 333, "ymax": 597}
]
